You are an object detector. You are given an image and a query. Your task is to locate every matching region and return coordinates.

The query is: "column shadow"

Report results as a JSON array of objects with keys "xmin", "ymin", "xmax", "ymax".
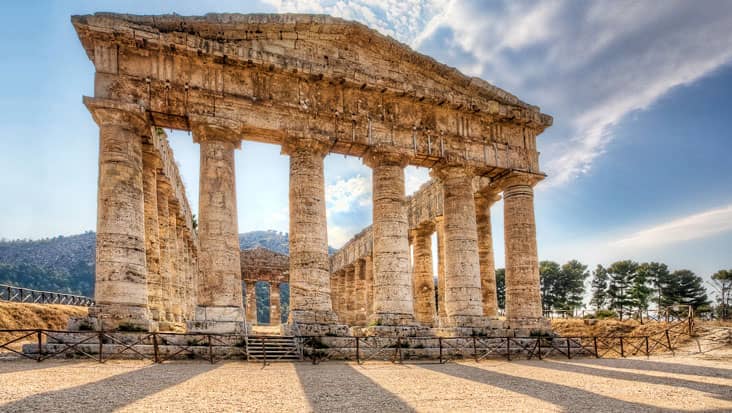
[
  {"xmin": 0, "ymin": 361, "xmax": 217, "ymax": 412},
  {"xmin": 417, "ymin": 362, "xmax": 728, "ymax": 412},
  {"xmin": 572, "ymin": 358, "xmax": 732, "ymax": 379},
  {"xmin": 529, "ymin": 360, "xmax": 732, "ymax": 401},
  {"xmin": 0, "ymin": 359, "xmax": 67, "ymax": 375},
  {"xmin": 294, "ymin": 362, "xmax": 415, "ymax": 412}
]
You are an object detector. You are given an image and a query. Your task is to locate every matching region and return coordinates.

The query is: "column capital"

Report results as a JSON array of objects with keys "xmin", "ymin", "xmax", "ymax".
[
  {"xmin": 493, "ymin": 170, "xmax": 545, "ymax": 191},
  {"xmin": 429, "ymin": 163, "xmax": 478, "ymax": 181},
  {"xmin": 363, "ymin": 145, "xmax": 411, "ymax": 168},
  {"xmin": 142, "ymin": 146, "xmax": 163, "ymax": 169},
  {"xmin": 189, "ymin": 114, "xmax": 243, "ymax": 149},
  {"xmin": 83, "ymin": 96, "xmax": 149, "ymax": 133},
  {"xmin": 281, "ymin": 135, "xmax": 331, "ymax": 157},
  {"xmin": 412, "ymin": 221, "xmax": 436, "ymax": 237}
]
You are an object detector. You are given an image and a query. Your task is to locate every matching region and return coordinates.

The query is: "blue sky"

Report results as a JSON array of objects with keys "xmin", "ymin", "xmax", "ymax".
[{"xmin": 1, "ymin": 1, "xmax": 731, "ymax": 287}]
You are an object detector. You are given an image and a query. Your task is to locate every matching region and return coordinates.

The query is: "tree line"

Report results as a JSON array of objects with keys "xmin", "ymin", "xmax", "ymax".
[{"xmin": 493, "ymin": 261, "xmax": 727, "ymax": 319}]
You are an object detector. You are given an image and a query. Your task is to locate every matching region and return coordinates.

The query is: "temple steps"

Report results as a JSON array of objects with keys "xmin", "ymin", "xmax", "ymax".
[{"xmin": 245, "ymin": 336, "xmax": 301, "ymax": 361}]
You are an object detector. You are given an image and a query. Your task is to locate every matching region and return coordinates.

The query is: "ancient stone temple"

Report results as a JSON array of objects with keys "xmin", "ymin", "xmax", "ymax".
[{"xmin": 72, "ymin": 12, "xmax": 552, "ymax": 336}]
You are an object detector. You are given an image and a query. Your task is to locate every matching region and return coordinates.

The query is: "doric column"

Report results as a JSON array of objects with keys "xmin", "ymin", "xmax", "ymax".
[
  {"xmin": 156, "ymin": 178, "xmax": 174, "ymax": 324},
  {"xmin": 345, "ymin": 265, "xmax": 356, "ymax": 325},
  {"xmin": 337, "ymin": 271, "xmax": 348, "ymax": 321},
  {"xmin": 475, "ymin": 190, "xmax": 501, "ymax": 318},
  {"xmin": 502, "ymin": 172, "xmax": 544, "ymax": 326},
  {"xmin": 169, "ymin": 203, "xmax": 182, "ymax": 323},
  {"xmin": 83, "ymin": 97, "xmax": 154, "ymax": 330},
  {"xmin": 270, "ymin": 283, "xmax": 281, "ymax": 325},
  {"xmin": 189, "ymin": 117, "xmax": 244, "ymax": 333},
  {"xmin": 143, "ymin": 148, "xmax": 164, "ymax": 322},
  {"xmin": 435, "ymin": 216, "xmax": 447, "ymax": 319},
  {"xmin": 245, "ymin": 280, "xmax": 257, "ymax": 325},
  {"xmin": 363, "ymin": 255, "xmax": 374, "ymax": 318},
  {"xmin": 432, "ymin": 165, "xmax": 483, "ymax": 327},
  {"xmin": 354, "ymin": 259, "xmax": 367, "ymax": 325},
  {"xmin": 364, "ymin": 148, "xmax": 415, "ymax": 326},
  {"xmin": 283, "ymin": 136, "xmax": 340, "ymax": 328},
  {"xmin": 330, "ymin": 274, "xmax": 340, "ymax": 317},
  {"xmin": 411, "ymin": 224, "xmax": 436, "ymax": 325}
]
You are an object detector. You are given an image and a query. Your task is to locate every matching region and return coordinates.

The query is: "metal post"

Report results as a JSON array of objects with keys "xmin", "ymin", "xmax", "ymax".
[
  {"xmin": 593, "ymin": 337, "xmax": 599, "ymax": 358},
  {"xmin": 438, "ymin": 337, "xmax": 443, "ymax": 364},
  {"xmin": 567, "ymin": 338, "xmax": 572, "ymax": 359},
  {"xmin": 645, "ymin": 336, "xmax": 649, "ymax": 356},
  {"xmin": 262, "ymin": 336, "xmax": 267, "ymax": 366},
  {"xmin": 619, "ymin": 337, "xmax": 624, "ymax": 358},
  {"xmin": 355, "ymin": 337, "xmax": 360, "ymax": 364},
  {"xmin": 98, "ymin": 332, "xmax": 104, "ymax": 363},
  {"xmin": 665, "ymin": 330, "xmax": 674, "ymax": 355},
  {"xmin": 207, "ymin": 334, "xmax": 214, "ymax": 364},
  {"xmin": 153, "ymin": 333, "xmax": 160, "ymax": 363},
  {"xmin": 36, "ymin": 330, "xmax": 43, "ymax": 362},
  {"xmin": 506, "ymin": 337, "xmax": 511, "ymax": 361},
  {"xmin": 472, "ymin": 336, "xmax": 478, "ymax": 362},
  {"xmin": 537, "ymin": 337, "xmax": 542, "ymax": 360}
]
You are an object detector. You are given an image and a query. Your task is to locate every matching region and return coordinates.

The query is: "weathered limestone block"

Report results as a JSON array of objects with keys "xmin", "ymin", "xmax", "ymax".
[
  {"xmin": 142, "ymin": 149, "xmax": 164, "ymax": 322},
  {"xmin": 475, "ymin": 191, "xmax": 501, "ymax": 318},
  {"xmin": 412, "ymin": 224, "xmax": 436, "ymax": 326},
  {"xmin": 433, "ymin": 165, "xmax": 484, "ymax": 327},
  {"xmin": 330, "ymin": 273, "xmax": 340, "ymax": 318},
  {"xmin": 189, "ymin": 119, "xmax": 244, "ymax": 333},
  {"xmin": 284, "ymin": 136, "xmax": 342, "ymax": 331},
  {"xmin": 169, "ymin": 202, "xmax": 183, "ymax": 323},
  {"xmin": 84, "ymin": 97, "xmax": 154, "ymax": 331},
  {"xmin": 245, "ymin": 280, "xmax": 257, "ymax": 324},
  {"xmin": 270, "ymin": 282, "xmax": 281, "ymax": 325},
  {"xmin": 337, "ymin": 271, "xmax": 347, "ymax": 321},
  {"xmin": 364, "ymin": 147, "xmax": 415, "ymax": 326},
  {"xmin": 502, "ymin": 172, "xmax": 545, "ymax": 328}
]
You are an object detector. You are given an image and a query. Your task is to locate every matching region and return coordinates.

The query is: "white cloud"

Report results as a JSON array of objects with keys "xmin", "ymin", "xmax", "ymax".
[
  {"xmin": 410, "ymin": 1, "xmax": 732, "ymax": 187},
  {"xmin": 326, "ymin": 174, "xmax": 370, "ymax": 213},
  {"xmin": 328, "ymin": 224, "xmax": 359, "ymax": 248},
  {"xmin": 405, "ymin": 166, "xmax": 430, "ymax": 196},
  {"xmin": 612, "ymin": 204, "xmax": 732, "ymax": 249}
]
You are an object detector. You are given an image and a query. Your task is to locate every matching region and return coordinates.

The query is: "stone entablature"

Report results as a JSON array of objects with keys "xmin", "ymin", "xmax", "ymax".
[
  {"xmin": 240, "ymin": 248, "xmax": 289, "ymax": 284},
  {"xmin": 72, "ymin": 13, "xmax": 550, "ymax": 174}
]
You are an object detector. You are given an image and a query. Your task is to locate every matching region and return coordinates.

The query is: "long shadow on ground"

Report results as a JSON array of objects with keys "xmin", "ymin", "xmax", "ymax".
[
  {"xmin": 571, "ymin": 357, "xmax": 732, "ymax": 379},
  {"xmin": 0, "ymin": 362, "xmax": 217, "ymax": 412},
  {"xmin": 529, "ymin": 359, "xmax": 732, "ymax": 401},
  {"xmin": 417, "ymin": 362, "xmax": 730, "ymax": 413},
  {"xmin": 294, "ymin": 362, "xmax": 415, "ymax": 412}
]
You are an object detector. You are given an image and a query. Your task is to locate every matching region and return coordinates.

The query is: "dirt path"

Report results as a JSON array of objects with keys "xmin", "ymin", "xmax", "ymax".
[{"xmin": 0, "ymin": 354, "xmax": 730, "ymax": 412}]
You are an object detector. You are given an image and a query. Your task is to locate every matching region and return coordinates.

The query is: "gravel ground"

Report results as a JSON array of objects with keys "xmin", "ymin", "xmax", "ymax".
[{"xmin": 0, "ymin": 355, "xmax": 730, "ymax": 412}]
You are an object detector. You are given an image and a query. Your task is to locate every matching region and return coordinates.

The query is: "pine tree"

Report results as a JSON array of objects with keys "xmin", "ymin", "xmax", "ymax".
[
  {"xmin": 638, "ymin": 262, "xmax": 673, "ymax": 309},
  {"xmin": 607, "ymin": 260, "xmax": 639, "ymax": 319},
  {"xmin": 539, "ymin": 261, "xmax": 562, "ymax": 311},
  {"xmin": 590, "ymin": 264, "xmax": 609, "ymax": 311},
  {"xmin": 711, "ymin": 269, "xmax": 732, "ymax": 319},
  {"xmin": 669, "ymin": 270, "xmax": 709, "ymax": 310},
  {"xmin": 496, "ymin": 268, "xmax": 506, "ymax": 311},
  {"xmin": 561, "ymin": 260, "xmax": 590, "ymax": 312}
]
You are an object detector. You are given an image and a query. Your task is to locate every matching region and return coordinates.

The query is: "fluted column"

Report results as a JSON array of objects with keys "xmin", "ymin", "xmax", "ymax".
[
  {"xmin": 364, "ymin": 255, "xmax": 374, "ymax": 318},
  {"xmin": 345, "ymin": 265, "xmax": 356, "ymax": 325},
  {"xmin": 502, "ymin": 172, "xmax": 544, "ymax": 327},
  {"xmin": 330, "ymin": 274, "xmax": 340, "ymax": 318},
  {"xmin": 354, "ymin": 259, "xmax": 367, "ymax": 325},
  {"xmin": 476, "ymin": 191, "xmax": 501, "ymax": 318},
  {"xmin": 245, "ymin": 280, "xmax": 258, "ymax": 324},
  {"xmin": 338, "ymin": 271, "xmax": 348, "ymax": 321},
  {"xmin": 364, "ymin": 148, "xmax": 415, "ymax": 326},
  {"xmin": 284, "ymin": 136, "xmax": 340, "ymax": 330},
  {"xmin": 156, "ymin": 178, "xmax": 174, "ymax": 325},
  {"xmin": 435, "ymin": 217, "xmax": 447, "ymax": 319},
  {"xmin": 189, "ymin": 118, "xmax": 244, "ymax": 333},
  {"xmin": 412, "ymin": 224, "xmax": 436, "ymax": 325},
  {"xmin": 143, "ymin": 149, "xmax": 164, "ymax": 322},
  {"xmin": 169, "ymin": 203, "xmax": 182, "ymax": 322},
  {"xmin": 84, "ymin": 97, "xmax": 153, "ymax": 331},
  {"xmin": 433, "ymin": 165, "xmax": 483, "ymax": 327},
  {"xmin": 270, "ymin": 283, "xmax": 281, "ymax": 325}
]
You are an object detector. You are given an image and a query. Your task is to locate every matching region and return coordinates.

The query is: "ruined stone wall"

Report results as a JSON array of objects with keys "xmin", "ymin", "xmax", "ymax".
[{"xmin": 240, "ymin": 248, "xmax": 289, "ymax": 284}]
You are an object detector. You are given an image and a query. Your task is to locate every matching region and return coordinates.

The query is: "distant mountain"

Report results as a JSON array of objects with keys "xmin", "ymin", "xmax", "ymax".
[{"xmin": 0, "ymin": 230, "xmax": 336, "ymax": 296}]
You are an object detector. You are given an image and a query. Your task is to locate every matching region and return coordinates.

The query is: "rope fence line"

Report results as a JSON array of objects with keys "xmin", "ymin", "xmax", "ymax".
[{"xmin": 0, "ymin": 284, "xmax": 94, "ymax": 307}]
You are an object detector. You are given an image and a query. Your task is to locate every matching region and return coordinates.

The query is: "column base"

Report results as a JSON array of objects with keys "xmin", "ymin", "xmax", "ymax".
[
  {"xmin": 368, "ymin": 312, "xmax": 418, "ymax": 327},
  {"xmin": 70, "ymin": 304, "xmax": 157, "ymax": 332},
  {"xmin": 289, "ymin": 309, "xmax": 341, "ymax": 325},
  {"xmin": 282, "ymin": 322, "xmax": 350, "ymax": 337},
  {"xmin": 507, "ymin": 317, "xmax": 553, "ymax": 336},
  {"xmin": 354, "ymin": 324, "xmax": 433, "ymax": 337},
  {"xmin": 187, "ymin": 306, "xmax": 246, "ymax": 334}
]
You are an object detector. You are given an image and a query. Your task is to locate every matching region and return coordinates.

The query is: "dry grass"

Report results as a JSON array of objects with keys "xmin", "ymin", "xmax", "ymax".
[
  {"xmin": 551, "ymin": 318, "xmax": 685, "ymax": 337},
  {"xmin": 0, "ymin": 302, "xmax": 88, "ymax": 350}
]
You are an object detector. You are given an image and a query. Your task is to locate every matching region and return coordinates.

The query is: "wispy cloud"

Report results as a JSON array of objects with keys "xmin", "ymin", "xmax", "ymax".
[
  {"xmin": 612, "ymin": 204, "xmax": 732, "ymax": 249},
  {"xmin": 326, "ymin": 174, "xmax": 370, "ymax": 213}
]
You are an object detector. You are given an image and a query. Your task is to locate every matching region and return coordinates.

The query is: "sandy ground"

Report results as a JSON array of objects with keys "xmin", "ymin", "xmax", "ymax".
[{"xmin": 0, "ymin": 354, "xmax": 730, "ymax": 412}]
